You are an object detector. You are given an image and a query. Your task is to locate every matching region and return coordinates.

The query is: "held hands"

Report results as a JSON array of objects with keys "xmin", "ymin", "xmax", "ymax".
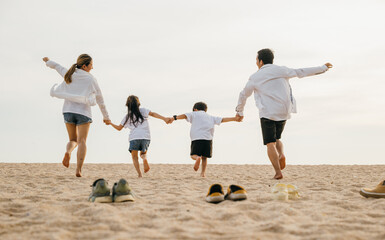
[
  {"xmin": 235, "ymin": 113, "xmax": 243, "ymax": 122},
  {"xmin": 164, "ymin": 117, "xmax": 174, "ymax": 124},
  {"xmin": 42, "ymin": 57, "xmax": 49, "ymax": 62},
  {"xmin": 325, "ymin": 63, "xmax": 333, "ymax": 68},
  {"xmin": 103, "ymin": 119, "xmax": 111, "ymax": 125}
]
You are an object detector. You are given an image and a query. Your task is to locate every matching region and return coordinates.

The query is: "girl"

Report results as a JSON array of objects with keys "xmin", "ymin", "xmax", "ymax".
[
  {"xmin": 43, "ymin": 54, "xmax": 110, "ymax": 177},
  {"xmin": 109, "ymin": 95, "xmax": 169, "ymax": 177}
]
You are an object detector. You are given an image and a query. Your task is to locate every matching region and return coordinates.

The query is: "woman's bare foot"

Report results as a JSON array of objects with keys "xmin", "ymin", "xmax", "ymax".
[
  {"xmin": 200, "ymin": 173, "xmax": 206, "ymax": 178},
  {"xmin": 143, "ymin": 160, "xmax": 150, "ymax": 173},
  {"xmin": 75, "ymin": 169, "xmax": 82, "ymax": 177},
  {"xmin": 273, "ymin": 173, "xmax": 283, "ymax": 180},
  {"xmin": 138, "ymin": 174, "xmax": 143, "ymax": 178},
  {"xmin": 279, "ymin": 155, "xmax": 286, "ymax": 170},
  {"xmin": 62, "ymin": 153, "xmax": 70, "ymax": 168},
  {"xmin": 193, "ymin": 157, "xmax": 201, "ymax": 171}
]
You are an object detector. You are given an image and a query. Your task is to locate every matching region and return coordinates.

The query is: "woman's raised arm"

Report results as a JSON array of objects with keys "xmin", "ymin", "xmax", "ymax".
[{"xmin": 43, "ymin": 57, "xmax": 68, "ymax": 78}]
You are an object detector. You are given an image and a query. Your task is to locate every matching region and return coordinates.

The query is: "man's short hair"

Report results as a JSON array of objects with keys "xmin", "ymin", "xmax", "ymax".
[
  {"xmin": 257, "ymin": 48, "xmax": 274, "ymax": 64},
  {"xmin": 193, "ymin": 102, "xmax": 207, "ymax": 112}
]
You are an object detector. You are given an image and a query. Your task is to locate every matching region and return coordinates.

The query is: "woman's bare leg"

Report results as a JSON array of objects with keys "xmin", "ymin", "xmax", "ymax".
[
  {"xmin": 63, "ymin": 123, "xmax": 78, "ymax": 168},
  {"xmin": 131, "ymin": 151, "xmax": 142, "ymax": 177},
  {"xmin": 191, "ymin": 155, "xmax": 201, "ymax": 171},
  {"xmin": 140, "ymin": 151, "xmax": 150, "ymax": 173},
  {"xmin": 75, "ymin": 123, "xmax": 90, "ymax": 177},
  {"xmin": 201, "ymin": 157, "xmax": 207, "ymax": 177}
]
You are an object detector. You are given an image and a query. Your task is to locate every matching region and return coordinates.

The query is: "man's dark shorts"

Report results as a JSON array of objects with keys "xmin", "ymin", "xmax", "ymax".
[{"xmin": 260, "ymin": 118, "xmax": 286, "ymax": 145}]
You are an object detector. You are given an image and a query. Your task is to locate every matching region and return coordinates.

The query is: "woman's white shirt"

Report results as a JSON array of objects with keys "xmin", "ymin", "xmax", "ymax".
[
  {"xmin": 46, "ymin": 60, "xmax": 109, "ymax": 120},
  {"xmin": 120, "ymin": 108, "xmax": 151, "ymax": 141}
]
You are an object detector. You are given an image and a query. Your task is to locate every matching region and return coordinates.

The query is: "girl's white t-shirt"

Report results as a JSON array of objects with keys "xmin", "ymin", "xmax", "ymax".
[
  {"xmin": 185, "ymin": 111, "xmax": 222, "ymax": 141},
  {"xmin": 120, "ymin": 108, "xmax": 151, "ymax": 141}
]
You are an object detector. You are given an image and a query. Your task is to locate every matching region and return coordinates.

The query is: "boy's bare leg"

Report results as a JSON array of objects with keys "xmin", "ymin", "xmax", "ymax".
[
  {"xmin": 75, "ymin": 123, "xmax": 90, "ymax": 177},
  {"xmin": 63, "ymin": 123, "xmax": 78, "ymax": 168},
  {"xmin": 131, "ymin": 151, "xmax": 142, "ymax": 178},
  {"xmin": 267, "ymin": 142, "xmax": 283, "ymax": 179},
  {"xmin": 201, "ymin": 157, "xmax": 207, "ymax": 177},
  {"xmin": 276, "ymin": 139, "xmax": 286, "ymax": 170},
  {"xmin": 191, "ymin": 155, "xmax": 201, "ymax": 171},
  {"xmin": 140, "ymin": 151, "xmax": 150, "ymax": 173}
]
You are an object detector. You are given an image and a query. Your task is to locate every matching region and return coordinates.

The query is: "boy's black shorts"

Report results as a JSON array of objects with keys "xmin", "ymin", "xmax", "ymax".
[
  {"xmin": 260, "ymin": 118, "xmax": 286, "ymax": 145},
  {"xmin": 190, "ymin": 140, "xmax": 212, "ymax": 158}
]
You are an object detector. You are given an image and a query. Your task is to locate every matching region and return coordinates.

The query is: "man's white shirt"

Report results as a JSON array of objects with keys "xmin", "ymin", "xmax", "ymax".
[{"xmin": 236, "ymin": 64, "xmax": 328, "ymax": 121}]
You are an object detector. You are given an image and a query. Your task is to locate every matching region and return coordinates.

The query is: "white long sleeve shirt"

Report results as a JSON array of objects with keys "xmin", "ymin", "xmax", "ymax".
[
  {"xmin": 46, "ymin": 60, "xmax": 109, "ymax": 120},
  {"xmin": 236, "ymin": 64, "xmax": 329, "ymax": 121}
]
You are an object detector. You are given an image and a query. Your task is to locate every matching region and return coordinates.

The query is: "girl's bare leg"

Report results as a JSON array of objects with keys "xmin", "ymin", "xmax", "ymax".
[
  {"xmin": 201, "ymin": 157, "xmax": 207, "ymax": 177},
  {"xmin": 75, "ymin": 123, "xmax": 90, "ymax": 177},
  {"xmin": 140, "ymin": 151, "xmax": 150, "ymax": 173},
  {"xmin": 131, "ymin": 151, "xmax": 142, "ymax": 177},
  {"xmin": 64, "ymin": 123, "xmax": 78, "ymax": 168},
  {"xmin": 191, "ymin": 155, "xmax": 201, "ymax": 171}
]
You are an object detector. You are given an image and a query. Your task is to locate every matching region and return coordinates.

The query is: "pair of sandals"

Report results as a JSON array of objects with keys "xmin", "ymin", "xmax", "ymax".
[
  {"xmin": 88, "ymin": 178, "xmax": 135, "ymax": 203},
  {"xmin": 206, "ymin": 184, "xmax": 247, "ymax": 203},
  {"xmin": 271, "ymin": 183, "xmax": 299, "ymax": 200}
]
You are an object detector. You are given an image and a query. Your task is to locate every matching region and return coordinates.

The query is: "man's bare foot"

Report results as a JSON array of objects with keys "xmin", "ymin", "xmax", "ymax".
[
  {"xmin": 62, "ymin": 153, "xmax": 70, "ymax": 168},
  {"xmin": 279, "ymin": 155, "xmax": 286, "ymax": 170},
  {"xmin": 138, "ymin": 174, "xmax": 143, "ymax": 178},
  {"xmin": 193, "ymin": 157, "xmax": 201, "ymax": 171},
  {"xmin": 201, "ymin": 173, "xmax": 206, "ymax": 178},
  {"xmin": 143, "ymin": 160, "xmax": 150, "ymax": 173},
  {"xmin": 273, "ymin": 173, "xmax": 283, "ymax": 180}
]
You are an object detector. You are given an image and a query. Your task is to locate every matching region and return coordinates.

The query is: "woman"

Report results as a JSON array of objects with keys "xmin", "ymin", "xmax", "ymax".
[{"xmin": 43, "ymin": 54, "xmax": 110, "ymax": 177}]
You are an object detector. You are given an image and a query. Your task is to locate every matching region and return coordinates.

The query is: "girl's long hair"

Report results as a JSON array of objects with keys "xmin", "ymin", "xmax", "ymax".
[
  {"xmin": 123, "ymin": 95, "xmax": 144, "ymax": 127},
  {"xmin": 64, "ymin": 54, "xmax": 92, "ymax": 84}
]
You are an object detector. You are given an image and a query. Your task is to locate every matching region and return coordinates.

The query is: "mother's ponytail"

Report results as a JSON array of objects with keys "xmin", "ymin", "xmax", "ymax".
[
  {"xmin": 64, "ymin": 64, "xmax": 77, "ymax": 84},
  {"xmin": 64, "ymin": 54, "xmax": 93, "ymax": 84}
]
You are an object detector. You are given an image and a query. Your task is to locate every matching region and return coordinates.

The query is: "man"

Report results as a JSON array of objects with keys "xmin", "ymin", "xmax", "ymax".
[{"xmin": 235, "ymin": 48, "xmax": 332, "ymax": 179}]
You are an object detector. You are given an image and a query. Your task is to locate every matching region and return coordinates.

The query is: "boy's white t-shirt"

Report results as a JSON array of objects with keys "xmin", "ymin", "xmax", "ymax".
[
  {"xmin": 120, "ymin": 108, "xmax": 151, "ymax": 141},
  {"xmin": 185, "ymin": 111, "xmax": 222, "ymax": 141}
]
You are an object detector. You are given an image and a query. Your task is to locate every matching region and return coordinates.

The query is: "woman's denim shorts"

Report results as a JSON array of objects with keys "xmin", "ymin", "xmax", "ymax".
[
  {"xmin": 63, "ymin": 113, "xmax": 92, "ymax": 125},
  {"xmin": 129, "ymin": 139, "xmax": 151, "ymax": 153}
]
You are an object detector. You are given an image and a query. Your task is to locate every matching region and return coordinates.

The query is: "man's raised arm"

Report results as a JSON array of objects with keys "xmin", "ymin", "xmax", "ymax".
[{"xmin": 285, "ymin": 62, "xmax": 333, "ymax": 79}]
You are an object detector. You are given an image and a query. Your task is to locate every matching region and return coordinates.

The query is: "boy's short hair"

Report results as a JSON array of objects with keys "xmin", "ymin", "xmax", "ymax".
[
  {"xmin": 193, "ymin": 102, "xmax": 207, "ymax": 112},
  {"xmin": 257, "ymin": 48, "xmax": 274, "ymax": 64}
]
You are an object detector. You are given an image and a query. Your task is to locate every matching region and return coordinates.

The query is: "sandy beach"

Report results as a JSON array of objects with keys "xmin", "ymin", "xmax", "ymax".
[{"xmin": 1, "ymin": 163, "xmax": 385, "ymax": 240}]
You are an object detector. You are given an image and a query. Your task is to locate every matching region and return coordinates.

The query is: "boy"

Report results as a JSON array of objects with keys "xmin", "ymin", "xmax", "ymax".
[{"xmin": 170, "ymin": 102, "xmax": 241, "ymax": 177}]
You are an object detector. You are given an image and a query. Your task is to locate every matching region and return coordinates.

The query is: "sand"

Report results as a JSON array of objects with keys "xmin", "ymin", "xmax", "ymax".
[{"xmin": 1, "ymin": 163, "xmax": 385, "ymax": 240}]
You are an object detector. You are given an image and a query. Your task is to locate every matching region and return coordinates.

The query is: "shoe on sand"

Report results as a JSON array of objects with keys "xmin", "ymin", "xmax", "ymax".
[
  {"xmin": 360, "ymin": 180, "xmax": 385, "ymax": 198},
  {"xmin": 286, "ymin": 184, "xmax": 300, "ymax": 200},
  {"xmin": 112, "ymin": 179, "xmax": 135, "ymax": 202},
  {"xmin": 88, "ymin": 179, "xmax": 112, "ymax": 203},
  {"xmin": 225, "ymin": 185, "xmax": 247, "ymax": 201},
  {"xmin": 206, "ymin": 184, "xmax": 225, "ymax": 203}
]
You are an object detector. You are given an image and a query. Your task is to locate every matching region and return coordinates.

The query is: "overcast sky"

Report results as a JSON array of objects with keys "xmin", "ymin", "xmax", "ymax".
[{"xmin": 1, "ymin": 0, "xmax": 385, "ymax": 165}]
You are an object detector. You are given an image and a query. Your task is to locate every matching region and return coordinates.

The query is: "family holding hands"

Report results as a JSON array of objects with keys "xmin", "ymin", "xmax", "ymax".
[{"xmin": 43, "ymin": 48, "xmax": 332, "ymax": 179}]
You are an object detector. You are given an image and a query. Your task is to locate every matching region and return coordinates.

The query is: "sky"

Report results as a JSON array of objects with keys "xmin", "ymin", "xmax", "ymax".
[{"xmin": 0, "ymin": 0, "xmax": 385, "ymax": 165}]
